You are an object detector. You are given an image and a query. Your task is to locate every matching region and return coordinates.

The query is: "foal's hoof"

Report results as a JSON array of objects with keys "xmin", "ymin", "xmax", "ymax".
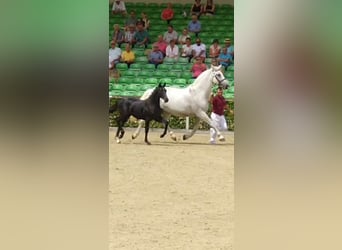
[
  {"xmin": 183, "ymin": 135, "xmax": 188, "ymax": 140},
  {"xmin": 145, "ymin": 141, "xmax": 151, "ymax": 145},
  {"xmin": 160, "ymin": 134, "xmax": 165, "ymax": 138}
]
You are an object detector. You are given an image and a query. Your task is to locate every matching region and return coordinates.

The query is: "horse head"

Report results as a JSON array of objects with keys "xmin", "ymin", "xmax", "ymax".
[
  {"xmin": 157, "ymin": 83, "xmax": 169, "ymax": 103},
  {"xmin": 211, "ymin": 65, "xmax": 229, "ymax": 89}
]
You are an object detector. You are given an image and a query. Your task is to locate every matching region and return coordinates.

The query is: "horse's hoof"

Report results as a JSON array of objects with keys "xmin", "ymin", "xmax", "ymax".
[
  {"xmin": 145, "ymin": 141, "xmax": 151, "ymax": 145},
  {"xmin": 218, "ymin": 136, "xmax": 225, "ymax": 142},
  {"xmin": 171, "ymin": 136, "xmax": 177, "ymax": 141},
  {"xmin": 183, "ymin": 135, "xmax": 188, "ymax": 140},
  {"xmin": 132, "ymin": 134, "xmax": 136, "ymax": 140},
  {"xmin": 160, "ymin": 134, "xmax": 165, "ymax": 138},
  {"xmin": 116, "ymin": 138, "xmax": 121, "ymax": 144}
]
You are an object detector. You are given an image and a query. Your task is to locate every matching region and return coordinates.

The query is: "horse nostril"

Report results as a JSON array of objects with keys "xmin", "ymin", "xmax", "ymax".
[{"xmin": 165, "ymin": 98, "xmax": 169, "ymax": 102}]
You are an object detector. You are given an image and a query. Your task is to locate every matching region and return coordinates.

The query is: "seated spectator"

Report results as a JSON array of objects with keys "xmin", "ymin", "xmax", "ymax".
[
  {"xmin": 153, "ymin": 35, "xmax": 168, "ymax": 56},
  {"xmin": 112, "ymin": 24, "xmax": 125, "ymax": 48},
  {"xmin": 191, "ymin": 38, "xmax": 206, "ymax": 62},
  {"xmin": 180, "ymin": 37, "xmax": 193, "ymax": 62},
  {"xmin": 224, "ymin": 38, "xmax": 234, "ymax": 59},
  {"xmin": 209, "ymin": 39, "xmax": 221, "ymax": 58},
  {"xmin": 124, "ymin": 24, "xmax": 136, "ymax": 45},
  {"xmin": 191, "ymin": 57, "xmax": 207, "ymax": 78},
  {"xmin": 178, "ymin": 28, "xmax": 191, "ymax": 45},
  {"xmin": 188, "ymin": 15, "xmax": 201, "ymax": 37},
  {"xmin": 217, "ymin": 47, "xmax": 233, "ymax": 70},
  {"xmin": 148, "ymin": 45, "xmax": 164, "ymax": 69},
  {"xmin": 165, "ymin": 39, "xmax": 179, "ymax": 59},
  {"xmin": 125, "ymin": 11, "xmax": 137, "ymax": 30},
  {"xmin": 163, "ymin": 25, "xmax": 178, "ymax": 44},
  {"xmin": 133, "ymin": 21, "xmax": 149, "ymax": 48},
  {"xmin": 112, "ymin": 0, "xmax": 127, "ymax": 16},
  {"xmin": 140, "ymin": 12, "xmax": 150, "ymax": 30},
  {"xmin": 190, "ymin": 0, "xmax": 203, "ymax": 19},
  {"xmin": 204, "ymin": 0, "xmax": 215, "ymax": 16},
  {"xmin": 120, "ymin": 44, "xmax": 135, "ymax": 68},
  {"xmin": 161, "ymin": 3, "xmax": 174, "ymax": 25},
  {"xmin": 109, "ymin": 41, "xmax": 122, "ymax": 69}
]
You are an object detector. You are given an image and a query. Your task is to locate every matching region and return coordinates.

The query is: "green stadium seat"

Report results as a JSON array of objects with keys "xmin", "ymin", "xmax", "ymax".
[
  {"xmin": 163, "ymin": 57, "xmax": 176, "ymax": 65},
  {"xmin": 136, "ymin": 56, "xmax": 148, "ymax": 64},
  {"xmin": 180, "ymin": 71, "xmax": 193, "ymax": 80},
  {"xmin": 152, "ymin": 70, "xmax": 164, "ymax": 79},
  {"xmin": 144, "ymin": 78, "xmax": 159, "ymax": 85},
  {"xmin": 173, "ymin": 78, "xmax": 187, "ymax": 86},
  {"xmin": 165, "ymin": 71, "xmax": 179, "ymax": 79},
  {"xmin": 130, "ymin": 63, "xmax": 142, "ymax": 71},
  {"xmin": 172, "ymin": 64, "xmax": 183, "ymax": 72},
  {"xmin": 137, "ymin": 70, "xmax": 150, "ymax": 78},
  {"xmin": 118, "ymin": 77, "xmax": 131, "ymax": 84},
  {"xmin": 142, "ymin": 64, "xmax": 156, "ymax": 71},
  {"xmin": 177, "ymin": 57, "xmax": 189, "ymax": 65},
  {"xmin": 122, "ymin": 70, "xmax": 136, "ymax": 78},
  {"xmin": 116, "ymin": 63, "xmax": 128, "ymax": 71},
  {"xmin": 159, "ymin": 78, "xmax": 173, "ymax": 85},
  {"xmin": 187, "ymin": 78, "xmax": 196, "ymax": 84},
  {"xmin": 157, "ymin": 64, "xmax": 172, "ymax": 71}
]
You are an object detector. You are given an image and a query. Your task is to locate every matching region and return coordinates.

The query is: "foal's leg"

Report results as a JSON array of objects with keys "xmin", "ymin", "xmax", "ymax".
[
  {"xmin": 144, "ymin": 120, "xmax": 151, "ymax": 145},
  {"xmin": 160, "ymin": 118, "xmax": 169, "ymax": 138},
  {"xmin": 132, "ymin": 119, "xmax": 144, "ymax": 139}
]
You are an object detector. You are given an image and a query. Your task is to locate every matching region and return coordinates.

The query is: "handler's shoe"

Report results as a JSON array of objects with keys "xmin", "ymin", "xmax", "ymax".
[{"xmin": 209, "ymin": 139, "xmax": 216, "ymax": 145}]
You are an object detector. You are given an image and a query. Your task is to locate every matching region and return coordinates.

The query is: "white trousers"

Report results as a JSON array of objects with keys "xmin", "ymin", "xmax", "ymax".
[{"xmin": 210, "ymin": 112, "xmax": 228, "ymax": 141}]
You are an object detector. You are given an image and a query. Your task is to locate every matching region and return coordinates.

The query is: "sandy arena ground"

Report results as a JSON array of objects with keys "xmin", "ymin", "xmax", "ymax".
[{"xmin": 109, "ymin": 128, "xmax": 234, "ymax": 250}]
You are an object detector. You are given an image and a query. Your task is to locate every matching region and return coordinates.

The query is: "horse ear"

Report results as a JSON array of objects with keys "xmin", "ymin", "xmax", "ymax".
[
  {"xmin": 158, "ymin": 82, "xmax": 162, "ymax": 87},
  {"xmin": 163, "ymin": 83, "xmax": 166, "ymax": 87}
]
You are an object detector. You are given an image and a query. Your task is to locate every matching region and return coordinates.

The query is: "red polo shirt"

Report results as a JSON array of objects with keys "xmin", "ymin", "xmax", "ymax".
[{"xmin": 212, "ymin": 95, "xmax": 226, "ymax": 115}]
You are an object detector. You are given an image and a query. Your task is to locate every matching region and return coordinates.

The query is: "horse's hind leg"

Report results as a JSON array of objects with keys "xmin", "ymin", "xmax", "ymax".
[
  {"xmin": 183, "ymin": 118, "xmax": 201, "ymax": 140},
  {"xmin": 197, "ymin": 110, "xmax": 225, "ymax": 142}
]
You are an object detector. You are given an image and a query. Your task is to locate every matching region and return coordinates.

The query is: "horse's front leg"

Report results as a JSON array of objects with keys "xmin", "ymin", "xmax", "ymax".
[
  {"xmin": 144, "ymin": 120, "xmax": 151, "ymax": 145},
  {"xmin": 197, "ymin": 110, "xmax": 225, "ymax": 141},
  {"xmin": 132, "ymin": 119, "xmax": 144, "ymax": 140},
  {"xmin": 183, "ymin": 118, "xmax": 200, "ymax": 140},
  {"xmin": 160, "ymin": 118, "xmax": 169, "ymax": 138}
]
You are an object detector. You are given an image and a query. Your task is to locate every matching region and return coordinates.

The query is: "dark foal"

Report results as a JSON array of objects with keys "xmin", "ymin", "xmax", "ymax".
[{"xmin": 110, "ymin": 83, "xmax": 169, "ymax": 145}]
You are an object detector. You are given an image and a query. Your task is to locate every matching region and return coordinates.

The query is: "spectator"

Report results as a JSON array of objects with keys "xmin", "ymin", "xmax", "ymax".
[
  {"xmin": 161, "ymin": 2, "xmax": 174, "ymax": 25},
  {"xmin": 224, "ymin": 38, "xmax": 234, "ymax": 59},
  {"xmin": 180, "ymin": 37, "xmax": 193, "ymax": 62},
  {"xmin": 112, "ymin": 0, "xmax": 127, "ymax": 16},
  {"xmin": 124, "ymin": 24, "xmax": 136, "ymax": 45},
  {"xmin": 209, "ymin": 39, "xmax": 221, "ymax": 58},
  {"xmin": 112, "ymin": 24, "xmax": 125, "ymax": 48},
  {"xmin": 148, "ymin": 45, "xmax": 164, "ymax": 69},
  {"xmin": 153, "ymin": 35, "xmax": 168, "ymax": 56},
  {"xmin": 109, "ymin": 40, "xmax": 122, "ymax": 69},
  {"xmin": 133, "ymin": 21, "xmax": 149, "ymax": 48},
  {"xmin": 140, "ymin": 12, "xmax": 150, "ymax": 30},
  {"xmin": 188, "ymin": 14, "xmax": 201, "ymax": 37},
  {"xmin": 217, "ymin": 47, "xmax": 232, "ymax": 70},
  {"xmin": 163, "ymin": 25, "xmax": 178, "ymax": 44},
  {"xmin": 178, "ymin": 28, "xmax": 191, "ymax": 45},
  {"xmin": 191, "ymin": 38, "xmax": 206, "ymax": 62},
  {"xmin": 209, "ymin": 87, "xmax": 229, "ymax": 144},
  {"xmin": 204, "ymin": 0, "xmax": 215, "ymax": 16},
  {"xmin": 191, "ymin": 57, "xmax": 207, "ymax": 78},
  {"xmin": 165, "ymin": 39, "xmax": 179, "ymax": 59},
  {"xmin": 125, "ymin": 11, "xmax": 137, "ymax": 30},
  {"xmin": 120, "ymin": 44, "xmax": 135, "ymax": 68},
  {"xmin": 190, "ymin": 0, "xmax": 203, "ymax": 19}
]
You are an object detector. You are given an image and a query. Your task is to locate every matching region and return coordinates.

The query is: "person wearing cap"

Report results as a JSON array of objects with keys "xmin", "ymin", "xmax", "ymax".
[
  {"xmin": 163, "ymin": 25, "xmax": 178, "ymax": 44},
  {"xmin": 133, "ymin": 21, "xmax": 149, "ymax": 48},
  {"xmin": 209, "ymin": 39, "xmax": 221, "ymax": 58},
  {"xmin": 224, "ymin": 38, "xmax": 234, "ymax": 59},
  {"xmin": 112, "ymin": 0, "xmax": 127, "ymax": 16},
  {"xmin": 188, "ymin": 14, "xmax": 202, "ymax": 37},
  {"xmin": 217, "ymin": 47, "xmax": 232, "ymax": 70},
  {"xmin": 148, "ymin": 45, "xmax": 164, "ymax": 69},
  {"xmin": 109, "ymin": 41, "xmax": 122, "ymax": 69},
  {"xmin": 112, "ymin": 24, "xmax": 125, "ymax": 48},
  {"xmin": 161, "ymin": 2, "xmax": 174, "ymax": 24}
]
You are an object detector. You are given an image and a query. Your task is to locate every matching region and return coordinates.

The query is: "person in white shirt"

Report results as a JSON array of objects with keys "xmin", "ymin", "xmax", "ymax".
[
  {"xmin": 181, "ymin": 37, "xmax": 194, "ymax": 62},
  {"xmin": 165, "ymin": 39, "xmax": 179, "ymax": 59},
  {"xmin": 163, "ymin": 25, "xmax": 178, "ymax": 44},
  {"xmin": 191, "ymin": 37, "xmax": 206, "ymax": 62},
  {"xmin": 109, "ymin": 40, "xmax": 122, "ymax": 69},
  {"xmin": 112, "ymin": 0, "xmax": 127, "ymax": 16}
]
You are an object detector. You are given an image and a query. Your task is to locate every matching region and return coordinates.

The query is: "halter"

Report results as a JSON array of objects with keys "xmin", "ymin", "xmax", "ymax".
[{"xmin": 212, "ymin": 70, "xmax": 228, "ymax": 87}]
